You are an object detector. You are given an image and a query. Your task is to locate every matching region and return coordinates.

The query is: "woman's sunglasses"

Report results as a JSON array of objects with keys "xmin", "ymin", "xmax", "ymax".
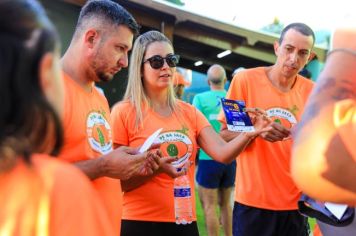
[{"xmin": 143, "ymin": 54, "xmax": 180, "ymax": 69}]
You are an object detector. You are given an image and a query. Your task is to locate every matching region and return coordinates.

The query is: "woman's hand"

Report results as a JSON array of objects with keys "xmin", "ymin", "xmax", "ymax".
[{"xmin": 159, "ymin": 157, "xmax": 192, "ymax": 178}]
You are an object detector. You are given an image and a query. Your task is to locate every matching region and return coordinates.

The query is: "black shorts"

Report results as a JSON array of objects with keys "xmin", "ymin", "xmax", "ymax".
[
  {"xmin": 121, "ymin": 219, "xmax": 200, "ymax": 236},
  {"xmin": 233, "ymin": 202, "xmax": 309, "ymax": 236},
  {"xmin": 196, "ymin": 160, "xmax": 236, "ymax": 188}
]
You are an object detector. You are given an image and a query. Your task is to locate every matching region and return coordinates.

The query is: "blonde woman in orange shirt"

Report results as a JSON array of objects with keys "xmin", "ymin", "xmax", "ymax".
[{"xmin": 111, "ymin": 30, "xmax": 271, "ymax": 236}]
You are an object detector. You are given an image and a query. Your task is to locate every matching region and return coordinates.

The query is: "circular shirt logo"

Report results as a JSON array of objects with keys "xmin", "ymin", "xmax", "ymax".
[
  {"xmin": 158, "ymin": 131, "xmax": 193, "ymax": 168},
  {"xmin": 87, "ymin": 112, "xmax": 112, "ymax": 155},
  {"xmin": 267, "ymin": 107, "xmax": 297, "ymax": 128}
]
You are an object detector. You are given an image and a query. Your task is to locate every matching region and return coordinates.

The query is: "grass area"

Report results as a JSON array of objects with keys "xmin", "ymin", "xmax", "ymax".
[
  {"xmin": 309, "ymin": 218, "xmax": 316, "ymax": 234},
  {"xmin": 195, "ymin": 188, "xmax": 316, "ymax": 236}
]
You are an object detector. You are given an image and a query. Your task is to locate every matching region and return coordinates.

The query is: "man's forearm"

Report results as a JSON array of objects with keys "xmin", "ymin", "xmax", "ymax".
[{"xmin": 74, "ymin": 157, "xmax": 106, "ymax": 180}]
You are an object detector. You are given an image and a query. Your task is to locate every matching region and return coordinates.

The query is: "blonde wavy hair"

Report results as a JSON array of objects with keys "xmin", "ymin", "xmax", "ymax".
[{"xmin": 124, "ymin": 30, "xmax": 178, "ymax": 128}]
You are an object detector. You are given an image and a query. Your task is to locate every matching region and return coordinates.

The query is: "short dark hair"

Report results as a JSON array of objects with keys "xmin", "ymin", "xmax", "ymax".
[
  {"xmin": 76, "ymin": 0, "xmax": 140, "ymax": 36},
  {"xmin": 0, "ymin": 0, "xmax": 63, "ymax": 162},
  {"xmin": 279, "ymin": 22, "xmax": 315, "ymax": 46}
]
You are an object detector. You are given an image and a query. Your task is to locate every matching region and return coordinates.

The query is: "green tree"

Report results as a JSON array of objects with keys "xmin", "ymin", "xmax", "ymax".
[{"xmin": 261, "ymin": 17, "xmax": 284, "ymax": 35}]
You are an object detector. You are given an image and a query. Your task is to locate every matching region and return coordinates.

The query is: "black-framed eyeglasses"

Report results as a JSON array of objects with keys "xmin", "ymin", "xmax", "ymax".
[{"xmin": 143, "ymin": 54, "xmax": 180, "ymax": 69}]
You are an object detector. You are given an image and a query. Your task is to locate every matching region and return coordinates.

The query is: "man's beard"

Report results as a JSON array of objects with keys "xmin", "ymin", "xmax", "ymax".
[
  {"xmin": 91, "ymin": 56, "xmax": 114, "ymax": 82},
  {"xmin": 96, "ymin": 70, "xmax": 113, "ymax": 82}
]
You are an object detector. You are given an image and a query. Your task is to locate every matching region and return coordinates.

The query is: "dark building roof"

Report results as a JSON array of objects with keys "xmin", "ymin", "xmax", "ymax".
[{"xmin": 63, "ymin": 0, "xmax": 327, "ymax": 77}]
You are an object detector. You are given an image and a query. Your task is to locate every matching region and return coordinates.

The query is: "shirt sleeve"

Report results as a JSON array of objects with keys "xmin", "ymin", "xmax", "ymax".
[
  {"xmin": 192, "ymin": 94, "xmax": 202, "ymax": 111},
  {"xmin": 110, "ymin": 103, "xmax": 129, "ymax": 146},
  {"xmin": 194, "ymin": 107, "xmax": 211, "ymax": 136}
]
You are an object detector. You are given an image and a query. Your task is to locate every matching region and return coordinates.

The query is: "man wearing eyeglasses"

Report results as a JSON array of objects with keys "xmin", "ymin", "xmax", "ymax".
[
  {"xmin": 58, "ymin": 1, "xmax": 161, "ymax": 235},
  {"xmin": 219, "ymin": 23, "xmax": 316, "ymax": 236}
]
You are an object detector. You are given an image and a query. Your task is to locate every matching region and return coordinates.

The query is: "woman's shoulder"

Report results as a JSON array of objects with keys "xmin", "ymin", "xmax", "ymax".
[
  {"xmin": 112, "ymin": 100, "xmax": 132, "ymax": 109},
  {"xmin": 176, "ymin": 99, "xmax": 196, "ymax": 111}
]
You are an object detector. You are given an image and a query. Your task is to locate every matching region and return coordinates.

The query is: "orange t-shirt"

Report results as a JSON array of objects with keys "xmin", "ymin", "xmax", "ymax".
[
  {"xmin": 58, "ymin": 73, "xmax": 122, "ymax": 234},
  {"xmin": 111, "ymin": 100, "xmax": 210, "ymax": 222},
  {"xmin": 0, "ymin": 154, "xmax": 114, "ymax": 236},
  {"xmin": 219, "ymin": 67, "xmax": 314, "ymax": 210}
]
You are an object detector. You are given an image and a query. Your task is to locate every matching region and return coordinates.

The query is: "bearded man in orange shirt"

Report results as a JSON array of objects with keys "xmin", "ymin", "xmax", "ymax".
[{"xmin": 58, "ymin": 1, "xmax": 161, "ymax": 234}]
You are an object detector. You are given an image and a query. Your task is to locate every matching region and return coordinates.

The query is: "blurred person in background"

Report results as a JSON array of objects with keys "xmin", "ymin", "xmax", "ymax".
[
  {"xmin": 193, "ymin": 64, "xmax": 234, "ymax": 236},
  {"xmin": 173, "ymin": 69, "xmax": 189, "ymax": 99}
]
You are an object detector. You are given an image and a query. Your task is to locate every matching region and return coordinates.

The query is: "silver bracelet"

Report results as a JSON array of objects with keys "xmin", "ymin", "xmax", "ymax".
[{"xmin": 327, "ymin": 48, "xmax": 356, "ymax": 58}]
